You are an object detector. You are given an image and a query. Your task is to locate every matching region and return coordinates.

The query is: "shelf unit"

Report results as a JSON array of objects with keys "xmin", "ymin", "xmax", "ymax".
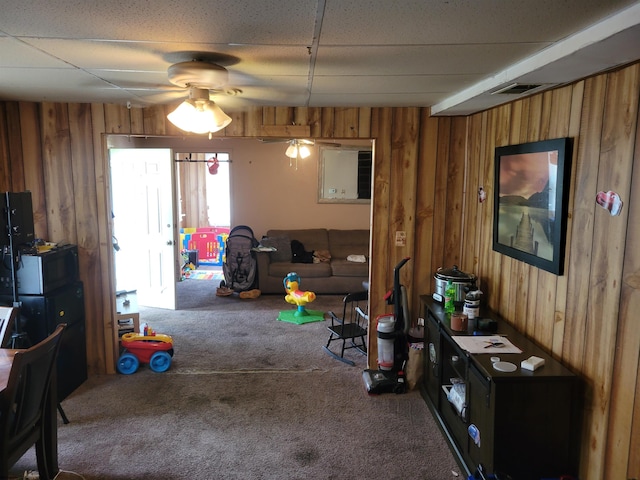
[{"xmin": 420, "ymin": 296, "xmax": 581, "ymax": 480}]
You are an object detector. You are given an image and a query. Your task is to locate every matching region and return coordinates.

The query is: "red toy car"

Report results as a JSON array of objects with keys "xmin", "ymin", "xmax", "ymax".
[{"xmin": 117, "ymin": 332, "xmax": 174, "ymax": 374}]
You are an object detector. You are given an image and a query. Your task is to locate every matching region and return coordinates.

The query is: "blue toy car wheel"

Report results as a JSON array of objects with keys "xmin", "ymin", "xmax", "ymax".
[
  {"xmin": 117, "ymin": 352, "xmax": 139, "ymax": 375},
  {"xmin": 149, "ymin": 351, "xmax": 172, "ymax": 372}
]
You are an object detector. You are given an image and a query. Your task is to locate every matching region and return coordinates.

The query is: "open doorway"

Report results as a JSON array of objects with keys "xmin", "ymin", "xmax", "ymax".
[
  {"xmin": 175, "ymin": 152, "xmax": 231, "ymax": 283},
  {"xmin": 110, "ymin": 148, "xmax": 231, "ymax": 309}
]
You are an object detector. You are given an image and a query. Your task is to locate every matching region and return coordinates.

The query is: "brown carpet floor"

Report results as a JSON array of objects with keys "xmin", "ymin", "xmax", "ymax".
[{"xmin": 9, "ymin": 279, "xmax": 461, "ymax": 479}]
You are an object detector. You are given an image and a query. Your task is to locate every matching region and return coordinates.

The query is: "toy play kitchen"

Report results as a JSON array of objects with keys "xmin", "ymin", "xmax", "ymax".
[{"xmin": 432, "ymin": 265, "xmax": 477, "ymax": 305}]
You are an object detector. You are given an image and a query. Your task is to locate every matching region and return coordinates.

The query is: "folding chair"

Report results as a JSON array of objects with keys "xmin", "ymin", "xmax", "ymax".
[{"xmin": 322, "ymin": 291, "xmax": 368, "ymax": 366}]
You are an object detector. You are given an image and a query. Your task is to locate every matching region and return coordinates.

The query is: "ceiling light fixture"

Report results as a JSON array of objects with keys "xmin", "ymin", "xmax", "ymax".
[
  {"xmin": 167, "ymin": 86, "xmax": 232, "ymax": 137},
  {"xmin": 284, "ymin": 139, "xmax": 312, "ymax": 169}
]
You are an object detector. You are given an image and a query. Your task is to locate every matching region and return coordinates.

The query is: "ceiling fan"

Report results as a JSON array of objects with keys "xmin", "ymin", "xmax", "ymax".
[{"xmin": 167, "ymin": 60, "xmax": 244, "ymax": 99}]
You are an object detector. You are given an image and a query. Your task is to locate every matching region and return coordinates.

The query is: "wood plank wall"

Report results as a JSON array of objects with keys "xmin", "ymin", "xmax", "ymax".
[{"xmin": 0, "ymin": 62, "xmax": 638, "ymax": 479}]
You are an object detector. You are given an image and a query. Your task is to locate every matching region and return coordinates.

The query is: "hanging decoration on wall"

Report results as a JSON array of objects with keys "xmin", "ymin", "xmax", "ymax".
[
  {"xmin": 478, "ymin": 186, "xmax": 487, "ymax": 203},
  {"xmin": 207, "ymin": 155, "xmax": 219, "ymax": 175},
  {"xmin": 596, "ymin": 190, "xmax": 623, "ymax": 216}
]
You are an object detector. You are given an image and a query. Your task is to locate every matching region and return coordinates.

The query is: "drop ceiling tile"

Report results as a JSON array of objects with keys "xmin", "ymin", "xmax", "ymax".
[
  {"xmin": 307, "ymin": 92, "xmax": 442, "ymax": 107},
  {"xmin": 0, "ymin": 68, "xmax": 130, "ymax": 103},
  {"xmin": 314, "ymin": 44, "xmax": 551, "ymax": 76},
  {"xmin": 319, "ymin": 0, "xmax": 639, "ymax": 45},
  {"xmin": 0, "ymin": 0, "xmax": 319, "ymax": 44},
  {"xmin": 311, "ymin": 74, "xmax": 480, "ymax": 95},
  {"xmin": 0, "ymin": 37, "xmax": 73, "ymax": 68}
]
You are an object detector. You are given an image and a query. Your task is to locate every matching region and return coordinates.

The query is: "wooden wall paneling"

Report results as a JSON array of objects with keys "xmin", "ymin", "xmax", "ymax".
[
  {"xmin": 608, "ymin": 83, "xmax": 640, "ymax": 479},
  {"xmin": 68, "ymin": 103, "xmax": 103, "ymax": 374},
  {"xmin": 274, "ymin": 107, "xmax": 294, "ymax": 126},
  {"xmin": 19, "ymin": 103, "xmax": 47, "ymax": 237},
  {"xmin": 262, "ymin": 107, "xmax": 277, "ymax": 125},
  {"xmin": 583, "ymin": 66, "xmax": 639, "ymax": 479},
  {"xmin": 552, "ymin": 81, "xmax": 585, "ymax": 357},
  {"xmin": 443, "ymin": 117, "xmax": 466, "ymax": 270},
  {"xmin": 128, "ymin": 106, "xmax": 145, "ymax": 135},
  {"xmin": 334, "ymin": 107, "xmax": 359, "ymax": 138},
  {"xmin": 321, "ymin": 107, "xmax": 335, "ymax": 138},
  {"xmin": 5, "ymin": 103, "xmax": 26, "ymax": 192},
  {"xmin": 473, "ymin": 111, "xmax": 493, "ymax": 298},
  {"xmin": 293, "ymin": 107, "xmax": 309, "ymax": 130},
  {"xmin": 226, "ymin": 110, "xmax": 246, "ymax": 137},
  {"xmin": 430, "ymin": 117, "xmax": 450, "ymax": 273},
  {"xmin": 0, "ymin": 104, "xmax": 12, "ymax": 191},
  {"xmin": 103, "ymin": 104, "xmax": 131, "ymax": 134},
  {"xmin": 389, "ymin": 108, "xmax": 419, "ymax": 320},
  {"xmin": 368, "ymin": 107, "xmax": 393, "ymax": 369},
  {"xmin": 91, "ymin": 104, "xmax": 117, "ymax": 374},
  {"xmin": 358, "ymin": 107, "xmax": 372, "ymax": 138},
  {"xmin": 142, "ymin": 105, "xmax": 167, "ymax": 135},
  {"xmin": 486, "ymin": 104, "xmax": 511, "ymax": 312},
  {"xmin": 41, "ymin": 103, "xmax": 77, "ymax": 243},
  {"xmin": 413, "ymin": 111, "xmax": 438, "ymax": 314},
  {"xmin": 460, "ymin": 113, "xmax": 478, "ymax": 275},
  {"xmin": 244, "ymin": 107, "xmax": 263, "ymax": 137},
  {"xmin": 307, "ymin": 107, "xmax": 323, "ymax": 138},
  {"xmin": 563, "ymin": 75, "xmax": 606, "ymax": 376}
]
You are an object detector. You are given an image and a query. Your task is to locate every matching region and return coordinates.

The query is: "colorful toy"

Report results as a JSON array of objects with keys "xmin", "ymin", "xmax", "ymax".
[
  {"xmin": 277, "ymin": 272, "xmax": 324, "ymax": 324},
  {"xmin": 283, "ymin": 272, "xmax": 316, "ymax": 317},
  {"xmin": 117, "ymin": 328, "xmax": 174, "ymax": 374}
]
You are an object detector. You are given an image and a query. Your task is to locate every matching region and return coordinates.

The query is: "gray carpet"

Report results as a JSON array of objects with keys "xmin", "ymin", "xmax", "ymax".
[{"xmin": 10, "ymin": 279, "xmax": 461, "ymax": 479}]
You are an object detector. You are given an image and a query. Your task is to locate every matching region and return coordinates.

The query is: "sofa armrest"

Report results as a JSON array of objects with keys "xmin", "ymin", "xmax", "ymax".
[{"xmin": 256, "ymin": 251, "xmax": 271, "ymax": 287}]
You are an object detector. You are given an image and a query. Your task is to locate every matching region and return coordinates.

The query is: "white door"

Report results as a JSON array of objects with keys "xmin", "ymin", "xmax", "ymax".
[{"xmin": 110, "ymin": 148, "xmax": 177, "ymax": 310}]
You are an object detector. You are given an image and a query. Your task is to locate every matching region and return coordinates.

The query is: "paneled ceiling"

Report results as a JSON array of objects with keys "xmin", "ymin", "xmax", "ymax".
[{"xmin": 1, "ymin": 0, "xmax": 639, "ymax": 115}]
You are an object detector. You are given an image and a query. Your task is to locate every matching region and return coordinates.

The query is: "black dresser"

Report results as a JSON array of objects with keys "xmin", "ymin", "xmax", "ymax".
[{"xmin": 420, "ymin": 296, "xmax": 580, "ymax": 479}]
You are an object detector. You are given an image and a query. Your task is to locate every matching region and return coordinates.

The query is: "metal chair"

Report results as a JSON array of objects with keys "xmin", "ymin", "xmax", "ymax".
[
  {"xmin": 0, "ymin": 323, "xmax": 66, "ymax": 480},
  {"xmin": 0, "ymin": 306, "xmax": 19, "ymax": 348},
  {"xmin": 323, "ymin": 291, "xmax": 368, "ymax": 366}
]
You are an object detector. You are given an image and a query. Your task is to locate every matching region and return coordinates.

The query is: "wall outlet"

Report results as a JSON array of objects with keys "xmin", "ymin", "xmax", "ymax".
[{"xmin": 395, "ymin": 231, "xmax": 406, "ymax": 246}]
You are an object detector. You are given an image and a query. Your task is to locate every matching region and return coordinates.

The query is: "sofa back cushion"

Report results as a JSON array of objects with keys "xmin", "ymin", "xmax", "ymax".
[
  {"xmin": 328, "ymin": 229, "xmax": 370, "ymax": 259},
  {"xmin": 266, "ymin": 229, "xmax": 329, "ymax": 260}
]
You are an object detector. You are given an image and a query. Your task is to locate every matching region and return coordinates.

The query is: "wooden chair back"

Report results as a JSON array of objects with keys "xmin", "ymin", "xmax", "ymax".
[{"xmin": 0, "ymin": 323, "xmax": 66, "ymax": 478}]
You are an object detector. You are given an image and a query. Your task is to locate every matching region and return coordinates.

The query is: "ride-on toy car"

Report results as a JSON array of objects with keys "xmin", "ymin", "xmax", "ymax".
[{"xmin": 117, "ymin": 331, "xmax": 174, "ymax": 374}]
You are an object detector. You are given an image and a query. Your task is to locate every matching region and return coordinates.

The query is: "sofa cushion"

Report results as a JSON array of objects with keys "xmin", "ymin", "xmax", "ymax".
[
  {"xmin": 331, "ymin": 258, "xmax": 369, "ymax": 277},
  {"xmin": 266, "ymin": 229, "xmax": 329, "ymax": 252},
  {"xmin": 328, "ymin": 229, "xmax": 370, "ymax": 259},
  {"xmin": 269, "ymin": 261, "xmax": 332, "ymax": 279},
  {"xmin": 261, "ymin": 235, "xmax": 291, "ymax": 262}
]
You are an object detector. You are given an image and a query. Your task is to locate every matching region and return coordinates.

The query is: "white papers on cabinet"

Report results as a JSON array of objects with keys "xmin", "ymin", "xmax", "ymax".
[{"xmin": 452, "ymin": 335, "xmax": 522, "ymax": 354}]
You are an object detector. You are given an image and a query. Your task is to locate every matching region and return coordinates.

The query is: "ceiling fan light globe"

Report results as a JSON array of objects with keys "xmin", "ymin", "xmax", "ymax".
[
  {"xmin": 285, "ymin": 142, "xmax": 298, "ymax": 158},
  {"xmin": 167, "ymin": 98, "xmax": 231, "ymax": 134},
  {"xmin": 298, "ymin": 144, "xmax": 311, "ymax": 159}
]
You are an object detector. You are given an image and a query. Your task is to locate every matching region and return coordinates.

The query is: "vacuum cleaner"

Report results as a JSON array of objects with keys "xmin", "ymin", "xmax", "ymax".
[{"xmin": 363, "ymin": 257, "xmax": 410, "ymax": 394}]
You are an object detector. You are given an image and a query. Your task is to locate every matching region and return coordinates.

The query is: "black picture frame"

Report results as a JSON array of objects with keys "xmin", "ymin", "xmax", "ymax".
[{"xmin": 493, "ymin": 138, "xmax": 572, "ymax": 275}]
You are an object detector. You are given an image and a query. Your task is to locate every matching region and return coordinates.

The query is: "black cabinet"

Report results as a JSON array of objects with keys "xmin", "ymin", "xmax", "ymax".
[
  {"xmin": 2, "ymin": 281, "xmax": 87, "ymax": 401},
  {"xmin": 420, "ymin": 296, "xmax": 580, "ymax": 479}
]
